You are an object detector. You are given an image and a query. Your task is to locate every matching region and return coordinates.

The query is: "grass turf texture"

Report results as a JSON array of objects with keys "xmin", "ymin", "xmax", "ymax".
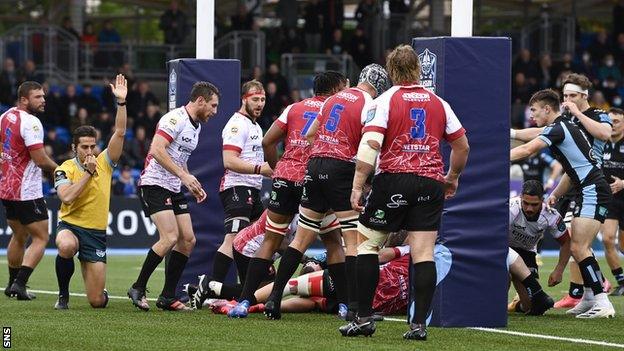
[{"xmin": 0, "ymin": 256, "xmax": 623, "ymax": 350}]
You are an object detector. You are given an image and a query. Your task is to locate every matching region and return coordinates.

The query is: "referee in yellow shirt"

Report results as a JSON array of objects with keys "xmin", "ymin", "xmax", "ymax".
[{"xmin": 52, "ymin": 74, "xmax": 127, "ymax": 309}]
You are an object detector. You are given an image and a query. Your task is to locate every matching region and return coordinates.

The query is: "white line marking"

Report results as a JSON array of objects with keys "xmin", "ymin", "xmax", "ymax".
[
  {"xmin": 29, "ymin": 289, "xmax": 157, "ymax": 301},
  {"xmin": 384, "ymin": 317, "xmax": 624, "ymax": 348}
]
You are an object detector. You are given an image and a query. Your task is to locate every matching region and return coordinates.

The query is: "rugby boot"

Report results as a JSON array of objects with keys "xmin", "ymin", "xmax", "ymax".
[
  {"xmin": 264, "ymin": 299, "xmax": 282, "ymax": 320},
  {"xmin": 8, "ymin": 282, "xmax": 33, "ymax": 300},
  {"xmin": 609, "ymin": 285, "xmax": 624, "ymax": 296},
  {"xmin": 54, "ymin": 295, "xmax": 69, "ymax": 310},
  {"xmin": 127, "ymin": 286, "xmax": 150, "ymax": 311},
  {"xmin": 526, "ymin": 291, "xmax": 554, "ymax": 316},
  {"xmin": 339, "ymin": 317, "xmax": 376, "ymax": 337},
  {"xmin": 403, "ymin": 323, "xmax": 427, "ymax": 341},
  {"xmin": 156, "ymin": 295, "xmax": 190, "ymax": 311},
  {"xmin": 553, "ymin": 294, "xmax": 581, "ymax": 309}
]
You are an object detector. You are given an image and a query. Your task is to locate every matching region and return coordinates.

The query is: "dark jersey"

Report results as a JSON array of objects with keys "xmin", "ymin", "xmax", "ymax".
[
  {"xmin": 603, "ymin": 138, "xmax": 624, "ymax": 199},
  {"xmin": 538, "ymin": 116, "xmax": 604, "ymax": 188},
  {"xmin": 514, "ymin": 150, "xmax": 556, "ymax": 182}
]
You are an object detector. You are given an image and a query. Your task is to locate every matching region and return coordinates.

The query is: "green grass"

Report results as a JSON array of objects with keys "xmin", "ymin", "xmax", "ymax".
[{"xmin": 0, "ymin": 256, "xmax": 623, "ymax": 350}]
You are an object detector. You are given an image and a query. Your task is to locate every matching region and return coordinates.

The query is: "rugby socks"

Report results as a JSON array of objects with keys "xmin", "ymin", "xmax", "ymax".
[
  {"xmin": 133, "ymin": 249, "xmax": 163, "ymax": 290},
  {"xmin": 14, "ymin": 266, "xmax": 34, "ymax": 286},
  {"xmin": 578, "ymin": 256, "xmax": 605, "ymax": 296},
  {"xmin": 345, "ymin": 255, "xmax": 358, "ymax": 312},
  {"xmin": 268, "ymin": 247, "xmax": 303, "ymax": 301},
  {"xmin": 239, "ymin": 257, "xmax": 272, "ymax": 305},
  {"xmin": 612, "ymin": 267, "xmax": 624, "ymax": 286},
  {"xmin": 356, "ymin": 254, "xmax": 379, "ymax": 318},
  {"xmin": 217, "ymin": 282, "xmax": 243, "ymax": 300},
  {"xmin": 522, "ymin": 274, "xmax": 543, "ymax": 297},
  {"xmin": 8, "ymin": 267, "xmax": 19, "ymax": 286},
  {"xmin": 568, "ymin": 282, "xmax": 584, "ymax": 298},
  {"xmin": 410, "ymin": 261, "xmax": 437, "ymax": 325},
  {"xmin": 212, "ymin": 251, "xmax": 233, "ymax": 282},
  {"xmin": 55, "ymin": 255, "xmax": 74, "ymax": 297},
  {"xmin": 161, "ymin": 250, "xmax": 188, "ymax": 298},
  {"xmin": 327, "ymin": 262, "xmax": 348, "ymax": 305}
]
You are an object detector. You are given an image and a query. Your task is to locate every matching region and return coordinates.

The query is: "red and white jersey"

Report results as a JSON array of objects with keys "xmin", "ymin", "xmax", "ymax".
[
  {"xmin": 0, "ymin": 107, "xmax": 44, "ymax": 200},
  {"xmin": 273, "ymin": 96, "xmax": 326, "ymax": 182},
  {"xmin": 310, "ymin": 87, "xmax": 374, "ymax": 162},
  {"xmin": 364, "ymin": 85, "xmax": 466, "ymax": 182},
  {"xmin": 373, "ymin": 249, "xmax": 410, "ymax": 315},
  {"xmin": 220, "ymin": 112, "xmax": 264, "ymax": 191},
  {"xmin": 509, "ymin": 197, "xmax": 569, "ymax": 252},
  {"xmin": 233, "ymin": 210, "xmax": 297, "ymax": 260},
  {"xmin": 139, "ymin": 107, "xmax": 200, "ymax": 193}
]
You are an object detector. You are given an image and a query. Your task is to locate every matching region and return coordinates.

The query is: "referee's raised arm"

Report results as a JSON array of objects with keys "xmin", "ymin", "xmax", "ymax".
[{"xmin": 106, "ymin": 74, "xmax": 128, "ymax": 164}]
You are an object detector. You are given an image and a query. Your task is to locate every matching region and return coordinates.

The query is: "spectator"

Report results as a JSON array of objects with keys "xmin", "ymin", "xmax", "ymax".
[
  {"xmin": 128, "ymin": 125, "xmax": 151, "ymax": 167},
  {"xmin": 60, "ymin": 84, "xmax": 80, "ymax": 128},
  {"xmin": 61, "ymin": 16, "xmax": 80, "ymax": 40},
  {"xmin": 263, "ymin": 63, "xmax": 290, "ymax": 101},
  {"xmin": 512, "ymin": 72, "xmax": 534, "ymax": 105},
  {"xmin": 0, "ymin": 58, "xmax": 17, "ymax": 106},
  {"xmin": 78, "ymin": 84, "xmax": 102, "ymax": 116},
  {"xmin": 602, "ymin": 76, "xmax": 619, "ymax": 103},
  {"xmin": 17, "ymin": 60, "xmax": 45, "ymax": 84},
  {"xmin": 589, "ymin": 29, "xmax": 612, "ymax": 63},
  {"xmin": 597, "ymin": 54, "xmax": 622, "ymax": 83},
  {"xmin": 97, "ymin": 20, "xmax": 122, "ymax": 69},
  {"xmin": 81, "ymin": 21, "xmax": 97, "ymax": 46},
  {"xmin": 536, "ymin": 53, "xmax": 554, "ymax": 89},
  {"xmin": 231, "ymin": 3, "xmax": 257, "ymax": 31},
  {"xmin": 45, "ymin": 129, "xmax": 69, "ymax": 163},
  {"xmin": 92, "ymin": 111, "xmax": 114, "ymax": 142},
  {"xmin": 41, "ymin": 83, "xmax": 63, "ymax": 127},
  {"xmin": 70, "ymin": 107, "xmax": 90, "ymax": 133},
  {"xmin": 553, "ymin": 52, "xmax": 574, "ymax": 79},
  {"xmin": 321, "ymin": 0, "xmax": 344, "ymax": 48},
  {"xmin": 554, "ymin": 69, "xmax": 573, "ymax": 90},
  {"xmin": 349, "ymin": 25, "xmax": 373, "ymax": 70},
  {"xmin": 248, "ymin": 65, "xmax": 263, "ymax": 82},
  {"xmin": 258, "ymin": 81, "xmax": 283, "ymax": 131},
  {"xmin": 113, "ymin": 166, "xmax": 137, "ymax": 196},
  {"xmin": 98, "ymin": 20, "xmax": 121, "ymax": 44},
  {"xmin": 118, "ymin": 63, "xmax": 136, "ymax": 90},
  {"xmin": 127, "ymin": 81, "xmax": 159, "ymax": 119},
  {"xmin": 576, "ymin": 50, "xmax": 597, "ymax": 82},
  {"xmin": 590, "ymin": 90, "xmax": 610, "ymax": 111},
  {"xmin": 276, "ymin": 0, "xmax": 298, "ymax": 31},
  {"xmin": 135, "ymin": 102, "xmax": 161, "ymax": 138},
  {"xmin": 513, "ymin": 49, "xmax": 538, "ymax": 83},
  {"xmin": 159, "ymin": 0, "xmax": 188, "ymax": 45},
  {"xmin": 290, "ymin": 88, "xmax": 301, "ymax": 103},
  {"xmin": 325, "ymin": 28, "xmax": 346, "ymax": 55},
  {"xmin": 303, "ymin": 0, "xmax": 322, "ymax": 53},
  {"xmin": 355, "ymin": 0, "xmax": 379, "ymax": 42},
  {"xmin": 614, "ymin": 33, "xmax": 624, "ymax": 65},
  {"xmin": 280, "ymin": 28, "xmax": 303, "ymax": 54}
]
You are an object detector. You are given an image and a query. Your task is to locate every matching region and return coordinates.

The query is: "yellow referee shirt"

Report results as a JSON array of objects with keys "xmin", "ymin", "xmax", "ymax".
[{"xmin": 54, "ymin": 150, "xmax": 115, "ymax": 230}]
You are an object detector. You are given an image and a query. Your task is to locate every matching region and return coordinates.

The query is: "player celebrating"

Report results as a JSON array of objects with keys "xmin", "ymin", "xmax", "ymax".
[
  {"xmin": 128, "ymin": 81, "xmax": 219, "ymax": 311},
  {"xmin": 511, "ymin": 89, "xmax": 615, "ymax": 318},
  {"xmin": 53, "ymin": 74, "xmax": 127, "ymax": 309},
  {"xmin": 262, "ymin": 65, "xmax": 390, "ymax": 320},
  {"xmin": 227, "ymin": 71, "xmax": 347, "ymax": 318},
  {"xmin": 341, "ymin": 45, "xmax": 469, "ymax": 340},
  {"xmin": 2, "ymin": 81, "xmax": 58, "ymax": 300},
  {"xmin": 211, "ymin": 80, "xmax": 272, "ymax": 283}
]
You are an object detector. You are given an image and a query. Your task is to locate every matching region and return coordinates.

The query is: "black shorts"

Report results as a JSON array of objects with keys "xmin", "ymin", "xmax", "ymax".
[
  {"xmin": 300, "ymin": 157, "xmax": 355, "ymax": 213},
  {"xmin": 268, "ymin": 178, "xmax": 304, "ymax": 216},
  {"xmin": 359, "ymin": 173, "xmax": 444, "ymax": 232},
  {"xmin": 510, "ymin": 246, "xmax": 538, "ymax": 278},
  {"xmin": 58, "ymin": 221, "xmax": 107, "ymax": 263},
  {"xmin": 606, "ymin": 196, "xmax": 624, "ymax": 222},
  {"xmin": 219, "ymin": 186, "xmax": 263, "ymax": 234},
  {"xmin": 1, "ymin": 198, "xmax": 48, "ymax": 225},
  {"xmin": 138, "ymin": 185, "xmax": 189, "ymax": 217},
  {"xmin": 572, "ymin": 180, "xmax": 611, "ymax": 223}
]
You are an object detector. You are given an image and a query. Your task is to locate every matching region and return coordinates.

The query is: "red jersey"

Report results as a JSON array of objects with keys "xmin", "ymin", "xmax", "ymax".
[
  {"xmin": 310, "ymin": 88, "xmax": 374, "ymax": 162},
  {"xmin": 0, "ymin": 107, "xmax": 45, "ymax": 200},
  {"xmin": 273, "ymin": 96, "xmax": 326, "ymax": 182},
  {"xmin": 373, "ymin": 254, "xmax": 410, "ymax": 315},
  {"xmin": 364, "ymin": 85, "xmax": 465, "ymax": 182}
]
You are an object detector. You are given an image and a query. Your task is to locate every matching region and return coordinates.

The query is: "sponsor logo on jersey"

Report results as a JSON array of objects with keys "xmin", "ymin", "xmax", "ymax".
[
  {"xmin": 270, "ymin": 191, "xmax": 277, "ymax": 200},
  {"xmin": 273, "ymin": 180, "xmax": 288, "ymax": 189},
  {"xmin": 169, "ymin": 118, "xmax": 177, "ymax": 125},
  {"xmin": 337, "ymin": 91, "xmax": 359, "ymax": 102},
  {"xmin": 250, "ymin": 135, "xmax": 259, "ymax": 140},
  {"xmin": 402, "ymin": 144, "xmax": 430, "ymax": 152},
  {"xmin": 230, "ymin": 127, "xmax": 239, "ymax": 134},
  {"xmin": 401, "ymin": 92, "xmax": 430, "ymax": 102},
  {"xmin": 319, "ymin": 134, "xmax": 339, "ymax": 145},
  {"xmin": 32, "ymin": 124, "xmax": 40, "ymax": 132},
  {"xmin": 365, "ymin": 108, "xmax": 376, "ymax": 123},
  {"xmin": 374, "ymin": 209, "xmax": 385, "ymax": 219},
  {"xmin": 181, "ymin": 136, "xmax": 192, "ymax": 143},
  {"xmin": 96, "ymin": 249, "xmax": 106, "ymax": 258},
  {"xmin": 418, "ymin": 48, "xmax": 436, "ymax": 93},
  {"xmin": 386, "ymin": 194, "xmax": 408, "ymax": 208},
  {"xmin": 304, "ymin": 100, "xmax": 323, "ymax": 108}
]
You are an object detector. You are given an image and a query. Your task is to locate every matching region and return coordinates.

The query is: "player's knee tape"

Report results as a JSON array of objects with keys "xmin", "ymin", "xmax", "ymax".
[
  {"xmin": 224, "ymin": 216, "xmax": 250, "ymax": 234},
  {"xmin": 507, "ymin": 248, "xmax": 519, "ymax": 269},
  {"xmin": 298, "ymin": 213, "xmax": 322, "ymax": 233},
  {"xmin": 266, "ymin": 216, "xmax": 290, "ymax": 236},
  {"xmin": 339, "ymin": 215, "xmax": 359, "ymax": 232},
  {"xmin": 357, "ymin": 222, "xmax": 387, "ymax": 255},
  {"xmin": 319, "ymin": 213, "xmax": 340, "ymax": 234}
]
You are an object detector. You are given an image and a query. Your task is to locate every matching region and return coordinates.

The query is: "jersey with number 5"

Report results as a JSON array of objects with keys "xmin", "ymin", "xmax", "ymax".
[
  {"xmin": 363, "ymin": 85, "xmax": 465, "ymax": 182},
  {"xmin": 272, "ymin": 96, "xmax": 327, "ymax": 182},
  {"xmin": 310, "ymin": 87, "xmax": 374, "ymax": 162}
]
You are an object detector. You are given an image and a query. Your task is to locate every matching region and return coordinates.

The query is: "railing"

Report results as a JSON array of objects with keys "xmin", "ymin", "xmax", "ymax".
[
  {"xmin": 281, "ymin": 53, "xmax": 356, "ymax": 99},
  {"xmin": 520, "ymin": 16, "xmax": 576, "ymax": 58},
  {"xmin": 214, "ymin": 30, "xmax": 265, "ymax": 79}
]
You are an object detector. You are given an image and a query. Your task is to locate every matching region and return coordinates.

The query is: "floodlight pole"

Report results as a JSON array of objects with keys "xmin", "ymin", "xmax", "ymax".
[
  {"xmin": 196, "ymin": 0, "xmax": 215, "ymax": 59},
  {"xmin": 451, "ymin": 0, "xmax": 473, "ymax": 37}
]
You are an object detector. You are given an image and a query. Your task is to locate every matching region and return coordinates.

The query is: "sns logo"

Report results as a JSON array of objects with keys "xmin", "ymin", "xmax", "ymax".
[{"xmin": 418, "ymin": 48, "xmax": 436, "ymax": 93}]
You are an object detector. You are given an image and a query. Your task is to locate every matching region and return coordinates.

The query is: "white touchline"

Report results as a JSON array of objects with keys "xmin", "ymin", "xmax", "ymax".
[
  {"xmin": 384, "ymin": 317, "xmax": 624, "ymax": 349},
  {"xmin": 29, "ymin": 289, "xmax": 157, "ymax": 301}
]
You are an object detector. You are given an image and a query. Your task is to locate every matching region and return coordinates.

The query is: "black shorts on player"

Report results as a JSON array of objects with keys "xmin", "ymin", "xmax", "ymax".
[
  {"xmin": 605, "ymin": 197, "xmax": 624, "ymax": 223},
  {"xmin": 359, "ymin": 173, "xmax": 444, "ymax": 232},
  {"xmin": 571, "ymin": 180, "xmax": 611, "ymax": 223},
  {"xmin": 219, "ymin": 186, "xmax": 263, "ymax": 233},
  {"xmin": 510, "ymin": 246, "xmax": 538, "ymax": 278},
  {"xmin": 138, "ymin": 185, "xmax": 189, "ymax": 217},
  {"xmin": 267, "ymin": 178, "xmax": 304, "ymax": 216},
  {"xmin": 300, "ymin": 157, "xmax": 355, "ymax": 213},
  {"xmin": 1, "ymin": 198, "xmax": 48, "ymax": 224}
]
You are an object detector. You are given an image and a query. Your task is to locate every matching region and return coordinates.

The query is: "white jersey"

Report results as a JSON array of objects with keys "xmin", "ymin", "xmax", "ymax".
[
  {"xmin": 508, "ymin": 197, "xmax": 568, "ymax": 252},
  {"xmin": 220, "ymin": 112, "xmax": 264, "ymax": 191},
  {"xmin": 0, "ymin": 108, "xmax": 44, "ymax": 200},
  {"xmin": 139, "ymin": 107, "xmax": 200, "ymax": 193}
]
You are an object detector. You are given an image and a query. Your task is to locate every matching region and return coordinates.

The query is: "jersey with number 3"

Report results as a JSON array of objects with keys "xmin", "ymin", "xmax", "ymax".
[
  {"xmin": 310, "ymin": 87, "xmax": 374, "ymax": 162},
  {"xmin": 272, "ymin": 96, "xmax": 326, "ymax": 182},
  {"xmin": 364, "ymin": 85, "xmax": 465, "ymax": 182}
]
